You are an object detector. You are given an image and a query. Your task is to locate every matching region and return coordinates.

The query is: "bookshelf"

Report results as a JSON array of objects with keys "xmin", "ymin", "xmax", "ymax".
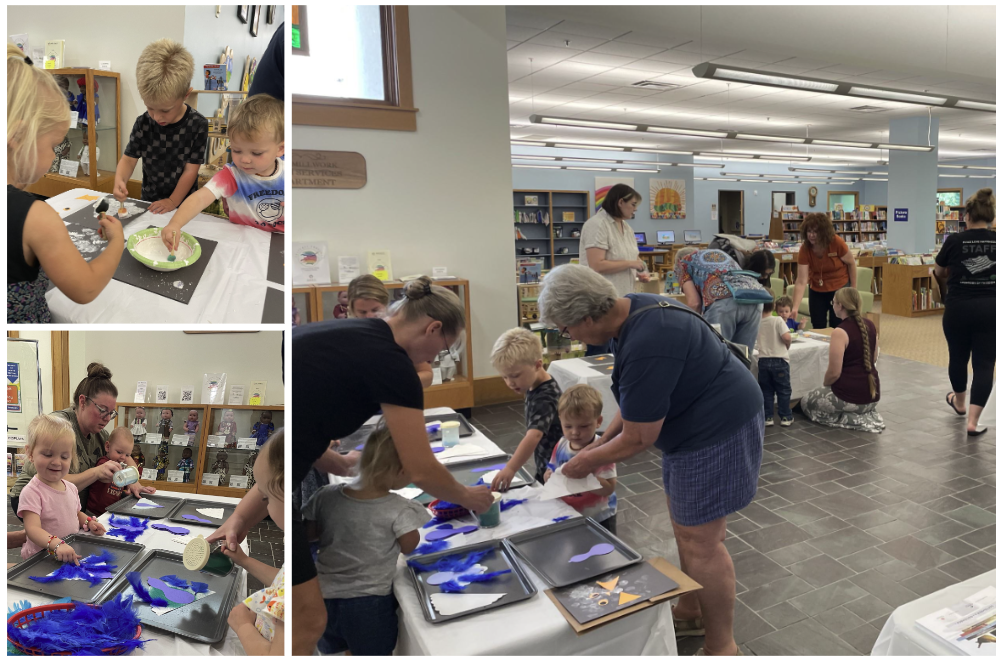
[
  {"xmin": 829, "ymin": 206, "xmax": 888, "ymax": 243},
  {"xmin": 513, "ymin": 190, "xmax": 590, "ymax": 276},
  {"xmin": 779, "ymin": 208, "xmax": 805, "ymax": 242},
  {"xmin": 935, "ymin": 205, "xmax": 966, "ymax": 247},
  {"xmin": 882, "ymin": 263, "xmax": 944, "ymax": 317},
  {"xmin": 773, "ymin": 251, "xmax": 800, "ymax": 288},
  {"xmin": 857, "ymin": 255, "xmax": 888, "ymax": 301}
]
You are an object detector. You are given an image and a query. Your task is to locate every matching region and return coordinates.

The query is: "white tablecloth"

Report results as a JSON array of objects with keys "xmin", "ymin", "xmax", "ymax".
[
  {"xmin": 8, "ymin": 491, "xmax": 250, "ymax": 656},
  {"xmin": 871, "ymin": 570, "xmax": 996, "ymax": 656},
  {"xmin": 45, "ymin": 189, "xmax": 281, "ymax": 323}
]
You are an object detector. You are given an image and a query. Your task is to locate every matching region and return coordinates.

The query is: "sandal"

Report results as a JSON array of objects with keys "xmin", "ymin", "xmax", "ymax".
[
  {"xmin": 967, "ymin": 427, "xmax": 988, "ymax": 437},
  {"xmin": 673, "ymin": 610, "xmax": 706, "ymax": 637},
  {"xmin": 695, "ymin": 647, "xmax": 744, "ymax": 656},
  {"xmin": 946, "ymin": 392, "xmax": 966, "ymax": 416}
]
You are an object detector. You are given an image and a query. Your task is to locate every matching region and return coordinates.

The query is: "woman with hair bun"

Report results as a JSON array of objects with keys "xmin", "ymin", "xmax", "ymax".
[
  {"xmin": 934, "ymin": 187, "xmax": 996, "ymax": 436},
  {"xmin": 290, "ymin": 275, "xmax": 493, "ymax": 655},
  {"xmin": 8, "ymin": 362, "xmax": 154, "ymax": 519}
]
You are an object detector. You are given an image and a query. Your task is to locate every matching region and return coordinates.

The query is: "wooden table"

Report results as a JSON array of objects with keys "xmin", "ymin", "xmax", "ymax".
[{"xmin": 638, "ymin": 249, "xmax": 671, "ymax": 273}]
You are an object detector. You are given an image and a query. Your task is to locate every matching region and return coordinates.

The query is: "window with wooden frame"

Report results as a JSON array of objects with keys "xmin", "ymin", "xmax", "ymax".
[
  {"xmin": 292, "ymin": 5, "xmax": 417, "ymax": 131},
  {"xmin": 937, "ymin": 188, "xmax": 963, "ymax": 208}
]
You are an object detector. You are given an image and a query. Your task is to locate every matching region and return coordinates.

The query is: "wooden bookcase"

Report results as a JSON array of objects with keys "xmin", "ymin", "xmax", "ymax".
[
  {"xmin": 935, "ymin": 205, "xmax": 966, "ymax": 248},
  {"xmin": 513, "ymin": 190, "xmax": 590, "ymax": 272},
  {"xmin": 772, "ymin": 250, "xmax": 801, "ymax": 288},
  {"xmin": 27, "ymin": 68, "xmax": 121, "ymax": 197},
  {"xmin": 778, "ymin": 209, "xmax": 805, "ymax": 242},
  {"xmin": 858, "ymin": 255, "xmax": 889, "ymax": 301},
  {"xmin": 299, "ymin": 279, "xmax": 475, "ymax": 410},
  {"xmin": 829, "ymin": 206, "xmax": 888, "ymax": 243},
  {"xmin": 882, "ymin": 263, "xmax": 944, "ymax": 317}
]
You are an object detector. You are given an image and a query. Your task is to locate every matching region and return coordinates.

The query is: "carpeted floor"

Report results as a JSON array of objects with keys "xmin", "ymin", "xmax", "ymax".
[{"xmin": 871, "ymin": 301, "xmax": 951, "ymax": 368}]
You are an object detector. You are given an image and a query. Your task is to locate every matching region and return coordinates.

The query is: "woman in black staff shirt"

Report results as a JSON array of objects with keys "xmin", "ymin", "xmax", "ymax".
[
  {"xmin": 934, "ymin": 188, "xmax": 996, "ymax": 436},
  {"xmin": 290, "ymin": 276, "xmax": 494, "ymax": 655}
]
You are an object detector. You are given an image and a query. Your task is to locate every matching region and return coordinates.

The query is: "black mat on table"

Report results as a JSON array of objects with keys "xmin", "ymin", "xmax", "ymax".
[
  {"xmin": 59, "ymin": 196, "xmax": 150, "ymax": 227},
  {"xmin": 62, "ymin": 197, "xmax": 150, "ymax": 262},
  {"xmin": 111, "ymin": 226, "xmax": 218, "ymax": 305},
  {"xmin": 267, "ymin": 232, "xmax": 284, "ymax": 284},
  {"xmin": 262, "ymin": 286, "xmax": 283, "ymax": 323}
]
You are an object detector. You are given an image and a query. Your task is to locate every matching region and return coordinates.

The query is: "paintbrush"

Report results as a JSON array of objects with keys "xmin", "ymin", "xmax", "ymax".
[
  {"xmin": 168, "ymin": 230, "xmax": 177, "ymax": 261},
  {"xmin": 95, "ymin": 199, "xmax": 109, "ymax": 239}
]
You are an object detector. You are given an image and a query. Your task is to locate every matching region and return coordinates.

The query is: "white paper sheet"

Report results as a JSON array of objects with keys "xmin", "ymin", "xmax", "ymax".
[
  {"xmin": 435, "ymin": 444, "xmax": 487, "ymax": 461},
  {"xmin": 479, "ymin": 470, "xmax": 500, "ymax": 485},
  {"xmin": 196, "ymin": 507, "xmax": 224, "ymax": 520},
  {"xmin": 393, "ymin": 487, "xmax": 425, "ymax": 500},
  {"xmin": 133, "ymin": 498, "xmax": 164, "ymax": 509},
  {"xmin": 430, "ymin": 592, "xmax": 506, "ymax": 616},
  {"xmin": 537, "ymin": 467, "xmax": 602, "ymax": 501}
]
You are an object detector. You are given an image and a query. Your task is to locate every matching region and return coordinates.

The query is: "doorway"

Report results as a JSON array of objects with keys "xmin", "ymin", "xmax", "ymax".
[
  {"xmin": 772, "ymin": 191, "xmax": 796, "ymax": 215},
  {"xmin": 718, "ymin": 190, "xmax": 744, "ymax": 235}
]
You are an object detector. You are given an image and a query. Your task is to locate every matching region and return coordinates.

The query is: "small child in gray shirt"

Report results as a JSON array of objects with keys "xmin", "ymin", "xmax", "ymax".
[{"xmin": 303, "ymin": 426, "xmax": 428, "ymax": 656}]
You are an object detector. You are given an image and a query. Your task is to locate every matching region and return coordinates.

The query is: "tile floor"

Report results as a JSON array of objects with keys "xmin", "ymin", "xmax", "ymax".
[
  {"xmin": 469, "ymin": 355, "xmax": 995, "ymax": 656},
  {"xmin": 7, "ymin": 500, "xmax": 282, "ymax": 594}
]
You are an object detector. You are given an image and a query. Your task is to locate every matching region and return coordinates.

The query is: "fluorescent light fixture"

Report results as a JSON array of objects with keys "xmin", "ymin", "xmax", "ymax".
[
  {"xmin": 553, "ymin": 143, "xmax": 625, "ymax": 151},
  {"xmin": 739, "ymin": 179, "xmax": 765, "ymax": 183},
  {"xmin": 703, "ymin": 66, "xmax": 840, "ymax": 92},
  {"xmin": 668, "ymin": 162, "xmax": 724, "ymax": 168},
  {"xmin": 810, "ymin": 139, "xmax": 876, "ymax": 149},
  {"xmin": 757, "ymin": 156, "xmax": 809, "ymax": 162},
  {"xmin": 616, "ymin": 168, "xmax": 659, "ymax": 173},
  {"xmin": 513, "ymin": 164, "xmax": 560, "ymax": 169},
  {"xmin": 566, "ymin": 166, "xmax": 613, "ymax": 171},
  {"xmin": 877, "ymin": 143, "xmax": 933, "ymax": 152},
  {"xmin": 953, "ymin": 100, "xmax": 995, "ymax": 112},
  {"xmin": 735, "ymin": 133, "xmax": 806, "ymax": 144},
  {"xmin": 863, "ymin": 178, "xmax": 888, "ymax": 181},
  {"xmin": 849, "ymin": 87, "xmax": 947, "ymax": 105},
  {"xmin": 646, "ymin": 126, "xmax": 730, "ymax": 138},
  {"xmin": 510, "ymin": 140, "xmax": 547, "ymax": 147},
  {"xmin": 872, "ymin": 172, "xmax": 888, "ymax": 176},
  {"xmin": 511, "ymin": 155, "xmax": 557, "ymax": 160},
  {"xmin": 941, "ymin": 165, "xmax": 996, "ymax": 171},
  {"xmin": 633, "ymin": 148, "xmax": 693, "ymax": 156},
  {"xmin": 538, "ymin": 116, "xmax": 639, "ymax": 131},
  {"xmin": 790, "ymin": 168, "xmax": 836, "ymax": 173},
  {"xmin": 698, "ymin": 152, "xmax": 812, "ymax": 162},
  {"xmin": 939, "ymin": 174, "xmax": 970, "ymax": 178},
  {"xmin": 561, "ymin": 157, "xmax": 620, "ymax": 164},
  {"xmin": 705, "ymin": 178, "xmax": 739, "ymax": 181}
]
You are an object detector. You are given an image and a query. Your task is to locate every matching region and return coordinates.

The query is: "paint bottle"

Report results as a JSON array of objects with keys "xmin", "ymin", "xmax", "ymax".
[
  {"xmin": 183, "ymin": 535, "xmax": 234, "ymax": 576},
  {"xmin": 112, "ymin": 466, "xmax": 140, "ymax": 487},
  {"xmin": 441, "ymin": 421, "xmax": 461, "ymax": 448},
  {"xmin": 477, "ymin": 492, "xmax": 503, "ymax": 528}
]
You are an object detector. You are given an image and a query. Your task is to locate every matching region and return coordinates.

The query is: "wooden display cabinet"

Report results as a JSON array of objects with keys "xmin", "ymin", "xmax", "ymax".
[
  {"xmin": 200, "ymin": 405, "xmax": 285, "ymax": 498},
  {"xmin": 292, "ymin": 286, "xmax": 317, "ymax": 327},
  {"xmin": 27, "ymin": 68, "xmax": 121, "ymax": 197},
  {"xmin": 858, "ymin": 255, "xmax": 888, "ymax": 301},
  {"xmin": 772, "ymin": 250, "xmax": 800, "ymax": 288},
  {"xmin": 882, "ymin": 263, "xmax": 944, "ymax": 317},
  {"xmin": 116, "ymin": 403, "xmax": 207, "ymax": 495}
]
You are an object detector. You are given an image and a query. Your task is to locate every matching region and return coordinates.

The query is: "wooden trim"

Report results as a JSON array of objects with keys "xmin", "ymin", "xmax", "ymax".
[
  {"xmin": 7, "ymin": 331, "xmax": 19, "ymax": 339},
  {"xmin": 937, "ymin": 188, "xmax": 964, "ymax": 204},
  {"xmin": 827, "ymin": 191, "xmax": 859, "ymax": 211},
  {"xmin": 127, "ymin": 179, "xmax": 143, "ymax": 199},
  {"xmin": 474, "ymin": 376, "xmax": 522, "ymax": 407},
  {"xmin": 293, "ymin": 5, "xmax": 416, "ymax": 131},
  {"xmin": 51, "ymin": 331, "xmax": 70, "ymax": 411}
]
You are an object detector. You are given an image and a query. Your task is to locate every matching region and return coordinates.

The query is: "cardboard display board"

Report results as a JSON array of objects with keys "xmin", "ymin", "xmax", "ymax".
[{"xmin": 6, "ymin": 339, "xmax": 43, "ymax": 447}]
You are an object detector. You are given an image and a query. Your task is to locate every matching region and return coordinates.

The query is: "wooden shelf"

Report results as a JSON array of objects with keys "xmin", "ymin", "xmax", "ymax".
[{"xmin": 881, "ymin": 263, "xmax": 944, "ymax": 317}]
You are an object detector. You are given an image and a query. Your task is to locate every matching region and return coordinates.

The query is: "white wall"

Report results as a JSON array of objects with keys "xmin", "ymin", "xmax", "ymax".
[
  {"xmin": 69, "ymin": 331, "xmax": 285, "ymax": 410},
  {"xmin": 11, "ymin": 333, "xmax": 54, "ymax": 416},
  {"xmin": 293, "ymin": 6, "xmax": 514, "ymax": 378}
]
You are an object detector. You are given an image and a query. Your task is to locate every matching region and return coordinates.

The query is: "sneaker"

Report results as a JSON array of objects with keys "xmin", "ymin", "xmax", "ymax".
[
  {"xmin": 780, "ymin": 417, "xmax": 793, "ymax": 427},
  {"xmin": 765, "ymin": 418, "xmax": 774, "ymax": 427}
]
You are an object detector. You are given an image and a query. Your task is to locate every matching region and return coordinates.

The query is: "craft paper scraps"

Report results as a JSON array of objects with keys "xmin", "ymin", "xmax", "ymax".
[
  {"xmin": 132, "ymin": 498, "xmax": 164, "ymax": 509},
  {"xmin": 500, "ymin": 499, "xmax": 526, "ymax": 512},
  {"xmin": 425, "ymin": 524, "xmax": 478, "ymax": 542},
  {"xmin": 151, "ymin": 523, "xmax": 190, "ymax": 535},
  {"xmin": 107, "ymin": 515, "xmax": 150, "ymax": 542},
  {"xmin": 430, "ymin": 592, "xmax": 505, "ymax": 616},
  {"xmin": 618, "ymin": 591, "xmax": 641, "ymax": 605},
  {"xmin": 569, "ymin": 543, "xmax": 615, "ymax": 563},
  {"xmin": 125, "ymin": 571, "xmax": 214, "ymax": 614},
  {"xmin": 196, "ymin": 507, "xmax": 224, "ymax": 520},
  {"xmin": 181, "ymin": 514, "xmax": 213, "ymax": 524},
  {"xmin": 537, "ymin": 466, "xmax": 602, "ymax": 501},
  {"xmin": 29, "ymin": 550, "xmax": 117, "ymax": 587},
  {"xmin": 596, "ymin": 576, "xmax": 620, "ymax": 591},
  {"xmin": 435, "ymin": 444, "xmax": 486, "ymax": 461},
  {"xmin": 392, "ymin": 486, "xmax": 425, "ymax": 500}
]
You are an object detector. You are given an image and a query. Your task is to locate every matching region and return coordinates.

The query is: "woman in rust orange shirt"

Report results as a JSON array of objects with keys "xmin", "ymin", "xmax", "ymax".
[{"xmin": 791, "ymin": 213, "xmax": 858, "ymax": 329}]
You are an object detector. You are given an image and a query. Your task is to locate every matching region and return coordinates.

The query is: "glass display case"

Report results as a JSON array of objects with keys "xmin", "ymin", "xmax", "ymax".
[
  {"xmin": 116, "ymin": 404, "xmax": 207, "ymax": 494},
  {"xmin": 200, "ymin": 405, "xmax": 285, "ymax": 497}
]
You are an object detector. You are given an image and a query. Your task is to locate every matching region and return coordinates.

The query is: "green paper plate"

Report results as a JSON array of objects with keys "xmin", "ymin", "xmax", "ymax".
[{"xmin": 127, "ymin": 228, "xmax": 202, "ymax": 272}]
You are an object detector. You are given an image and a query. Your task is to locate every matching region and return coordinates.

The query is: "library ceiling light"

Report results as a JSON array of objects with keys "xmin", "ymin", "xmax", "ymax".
[
  {"xmin": 567, "ymin": 166, "xmax": 613, "ymax": 171},
  {"xmin": 939, "ymin": 174, "xmax": 970, "ymax": 178},
  {"xmin": 692, "ymin": 63, "xmax": 994, "ymax": 113},
  {"xmin": 536, "ymin": 117, "xmax": 639, "ymax": 131},
  {"xmin": 513, "ymin": 164, "xmax": 560, "ymax": 169},
  {"xmin": 789, "ymin": 168, "xmax": 886, "ymax": 176},
  {"xmin": 513, "ymin": 156, "xmax": 726, "ymax": 168},
  {"xmin": 941, "ymin": 164, "xmax": 996, "ymax": 171},
  {"xmin": 734, "ymin": 133, "xmax": 806, "ymax": 144},
  {"xmin": 635, "ymin": 148, "xmax": 695, "ymax": 156},
  {"xmin": 553, "ymin": 156, "xmax": 620, "ymax": 164},
  {"xmin": 511, "ymin": 140, "xmax": 548, "ymax": 147},
  {"xmin": 697, "ymin": 152, "xmax": 812, "ymax": 162},
  {"xmin": 616, "ymin": 168, "xmax": 660, "ymax": 173},
  {"xmin": 876, "ymin": 143, "xmax": 931, "ymax": 152},
  {"xmin": 863, "ymin": 178, "xmax": 889, "ymax": 181},
  {"xmin": 552, "ymin": 142, "xmax": 625, "ymax": 151},
  {"xmin": 704, "ymin": 178, "xmax": 739, "ymax": 181},
  {"xmin": 811, "ymin": 139, "xmax": 876, "ymax": 149},
  {"xmin": 512, "ymin": 155, "xmax": 557, "ymax": 160},
  {"xmin": 646, "ymin": 126, "xmax": 731, "ymax": 138}
]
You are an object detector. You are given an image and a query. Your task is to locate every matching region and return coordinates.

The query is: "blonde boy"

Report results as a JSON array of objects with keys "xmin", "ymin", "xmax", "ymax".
[
  {"xmin": 489, "ymin": 328, "xmax": 563, "ymax": 490},
  {"xmin": 545, "ymin": 385, "xmax": 618, "ymax": 533},
  {"xmin": 114, "ymin": 39, "xmax": 208, "ymax": 214},
  {"xmin": 161, "ymin": 94, "xmax": 284, "ymax": 249}
]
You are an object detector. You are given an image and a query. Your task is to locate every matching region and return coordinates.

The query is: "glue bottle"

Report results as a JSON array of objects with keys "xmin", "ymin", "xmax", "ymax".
[{"xmin": 112, "ymin": 466, "xmax": 140, "ymax": 487}]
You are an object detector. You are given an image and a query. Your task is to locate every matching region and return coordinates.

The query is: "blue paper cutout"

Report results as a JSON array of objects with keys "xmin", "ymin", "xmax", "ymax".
[
  {"xmin": 125, "ymin": 571, "xmax": 168, "ymax": 607},
  {"xmin": 151, "ymin": 523, "xmax": 190, "ymax": 535},
  {"xmin": 470, "ymin": 463, "xmax": 507, "ymax": 473},
  {"xmin": 181, "ymin": 514, "xmax": 213, "ymax": 524},
  {"xmin": 500, "ymin": 499, "xmax": 526, "ymax": 512},
  {"xmin": 147, "ymin": 577, "xmax": 195, "ymax": 604},
  {"xmin": 425, "ymin": 524, "xmax": 478, "ymax": 541},
  {"xmin": 569, "ymin": 543, "xmax": 615, "ymax": 563}
]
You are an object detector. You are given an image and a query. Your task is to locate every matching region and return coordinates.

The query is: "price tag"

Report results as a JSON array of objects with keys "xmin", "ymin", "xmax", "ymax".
[
  {"xmin": 180, "ymin": 386, "xmax": 195, "ymax": 405},
  {"xmin": 156, "ymin": 386, "xmax": 169, "ymax": 404},
  {"xmin": 58, "ymin": 159, "xmax": 79, "ymax": 177},
  {"xmin": 171, "ymin": 434, "xmax": 190, "ymax": 446},
  {"xmin": 431, "ymin": 367, "xmax": 443, "ymax": 386},
  {"xmin": 167, "ymin": 470, "xmax": 185, "ymax": 483},
  {"xmin": 141, "ymin": 468, "xmax": 158, "ymax": 481},
  {"xmin": 236, "ymin": 437, "xmax": 257, "ymax": 450},
  {"xmin": 69, "ymin": 111, "xmax": 79, "ymax": 129},
  {"xmin": 229, "ymin": 475, "xmax": 249, "ymax": 489},
  {"xmin": 202, "ymin": 473, "xmax": 221, "ymax": 486},
  {"xmin": 206, "ymin": 435, "xmax": 225, "ymax": 448},
  {"xmin": 134, "ymin": 381, "xmax": 148, "ymax": 403},
  {"xmin": 144, "ymin": 433, "xmax": 161, "ymax": 445}
]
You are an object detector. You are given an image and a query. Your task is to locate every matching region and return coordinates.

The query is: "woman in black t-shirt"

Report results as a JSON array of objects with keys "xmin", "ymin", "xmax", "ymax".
[
  {"xmin": 934, "ymin": 188, "xmax": 996, "ymax": 436},
  {"xmin": 289, "ymin": 276, "xmax": 493, "ymax": 655}
]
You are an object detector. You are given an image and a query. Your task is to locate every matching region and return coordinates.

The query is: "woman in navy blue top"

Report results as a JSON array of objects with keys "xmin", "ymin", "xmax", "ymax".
[{"xmin": 539, "ymin": 264, "xmax": 763, "ymax": 657}]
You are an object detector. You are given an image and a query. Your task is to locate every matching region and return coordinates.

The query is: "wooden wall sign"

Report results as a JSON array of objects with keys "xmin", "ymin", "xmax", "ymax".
[{"xmin": 292, "ymin": 150, "xmax": 366, "ymax": 189}]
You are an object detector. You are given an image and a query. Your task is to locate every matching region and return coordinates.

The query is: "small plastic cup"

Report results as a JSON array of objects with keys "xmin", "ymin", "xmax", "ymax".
[
  {"xmin": 478, "ymin": 492, "xmax": 503, "ymax": 528},
  {"xmin": 441, "ymin": 421, "xmax": 461, "ymax": 448},
  {"xmin": 112, "ymin": 466, "xmax": 139, "ymax": 488}
]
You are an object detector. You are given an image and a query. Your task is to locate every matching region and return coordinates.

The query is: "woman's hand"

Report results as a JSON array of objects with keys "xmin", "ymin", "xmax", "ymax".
[
  {"xmin": 222, "ymin": 543, "xmax": 252, "ymax": 568},
  {"xmin": 637, "ymin": 271, "xmax": 652, "ymax": 283},
  {"xmin": 97, "ymin": 213, "xmax": 123, "ymax": 243},
  {"xmin": 490, "ymin": 466, "xmax": 517, "ymax": 492},
  {"xmin": 460, "ymin": 485, "xmax": 494, "ymax": 514},
  {"xmin": 561, "ymin": 453, "xmax": 594, "ymax": 480},
  {"xmin": 634, "ymin": 260, "xmax": 647, "ymax": 272},
  {"xmin": 227, "ymin": 602, "xmax": 257, "ymax": 632},
  {"xmin": 55, "ymin": 542, "xmax": 82, "ymax": 565},
  {"xmin": 94, "ymin": 461, "xmax": 122, "ymax": 484}
]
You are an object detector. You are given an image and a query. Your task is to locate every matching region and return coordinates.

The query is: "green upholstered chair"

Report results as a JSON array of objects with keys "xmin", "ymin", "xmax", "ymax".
[
  {"xmin": 769, "ymin": 277, "xmax": 785, "ymax": 301},
  {"xmin": 856, "ymin": 267, "xmax": 875, "ymax": 315}
]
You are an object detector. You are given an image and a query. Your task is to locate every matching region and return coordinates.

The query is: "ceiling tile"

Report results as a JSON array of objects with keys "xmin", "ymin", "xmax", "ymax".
[
  {"xmin": 548, "ymin": 20, "xmax": 629, "ymax": 39},
  {"xmin": 727, "ymin": 50, "xmax": 790, "ymax": 64},
  {"xmin": 506, "ymin": 25, "xmax": 546, "ymax": 42},
  {"xmin": 818, "ymin": 64, "xmax": 881, "ymax": 76},
  {"xmin": 644, "ymin": 50, "xmax": 707, "ymax": 66},
  {"xmin": 585, "ymin": 68, "xmax": 670, "ymax": 86},
  {"xmin": 507, "ymin": 40, "xmax": 521, "ymax": 51},
  {"xmin": 671, "ymin": 41, "xmax": 742, "ymax": 57},
  {"xmin": 589, "ymin": 41, "xmax": 667, "ymax": 59},
  {"xmin": 621, "ymin": 59, "xmax": 694, "ymax": 74},
  {"xmin": 567, "ymin": 52, "xmax": 640, "ymax": 68},
  {"xmin": 505, "ymin": 8, "xmax": 563, "ymax": 30},
  {"xmin": 777, "ymin": 57, "xmax": 840, "ymax": 72},
  {"xmin": 526, "ymin": 31, "xmax": 608, "ymax": 51},
  {"xmin": 614, "ymin": 31, "xmax": 692, "ymax": 49}
]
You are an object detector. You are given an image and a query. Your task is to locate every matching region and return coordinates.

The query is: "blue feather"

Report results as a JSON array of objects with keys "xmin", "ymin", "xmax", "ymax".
[
  {"xmin": 159, "ymin": 574, "xmax": 190, "ymax": 589},
  {"xmin": 125, "ymin": 572, "xmax": 168, "ymax": 607},
  {"xmin": 408, "ymin": 540, "xmax": 449, "ymax": 557},
  {"xmin": 422, "ymin": 518, "xmax": 439, "ymax": 529},
  {"xmin": 106, "ymin": 515, "xmax": 150, "ymax": 543},
  {"xmin": 28, "ymin": 551, "xmax": 118, "ymax": 588},
  {"xmin": 437, "ymin": 580, "xmax": 467, "ymax": 593},
  {"xmin": 500, "ymin": 499, "xmax": 526, "ymax": 512},
  {"xmin": 435, "ymin": 523, "xmax": 454, "ymax": 530},
  {"xmin": 433, "ymin": 500, "xmax": 462, "ymax": 510},
  {"xmin": 407, "ymin": 548, "xmax": 491, "ymax": 572},
  {"xmin": 6, "ymin": 594, "xmax": 151, "ymax": 655},
  {"xmin": 552, "ymin": 516, "xmax": 571, "ymax": 523},
  {"xmin": 190, "ymin": 581, "xmax": 209, "ymax": 595},
  {"xmin": 457, "ymin": 569, "xmax": 511, "ymax": 583}
]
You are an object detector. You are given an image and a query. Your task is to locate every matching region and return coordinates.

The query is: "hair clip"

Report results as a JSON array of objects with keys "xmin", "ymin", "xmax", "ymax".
[
  {"xmin": 24, "ymin": 56, "xmax": 33, "ymax": 65},
  {"xmin": 422, "ymin": 283, "xmax": 433, "ymax": 296}
]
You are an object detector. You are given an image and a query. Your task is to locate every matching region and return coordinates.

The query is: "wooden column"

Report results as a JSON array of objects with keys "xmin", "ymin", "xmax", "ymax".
[{"xmin": 51, "ymin": 331, "xmax": 71, "ymax": 411}]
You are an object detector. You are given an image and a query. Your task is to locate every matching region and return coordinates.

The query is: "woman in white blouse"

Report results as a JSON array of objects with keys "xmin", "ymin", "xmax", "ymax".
[{"xmin": 580, "ymin": 184, "xmax": 651, "ymax": 355}]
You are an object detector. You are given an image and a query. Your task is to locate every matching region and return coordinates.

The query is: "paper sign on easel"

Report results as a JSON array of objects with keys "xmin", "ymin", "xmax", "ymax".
[
  {"xmin": 292, "ymin": 242, "xmax": 332, "ymax": 285},
  {"xmin": 167, "ymin": 470, "xmax": 185, "ymax": 483},
  {"xmin": 156, "ymin": 386, "xmax": 169, "ymax": 404},
  {"xmin": 202, "ymin": 473, "xmax": 221, "ymax": 486},
  {"xmin": 180, "ymin": 386, "xmax": 195, "ymax": 405},
  {"xmin": 202, "ymin": 373, "xmax": 226, "ymax": 405},
  {"xmin": 229, "ymin": 475, "xmax": 249, "ymax": 489},
  {"xmin": 206, "ymin": 435, "xmax": 225, "ymax": 448},
  {"xmin": 171, "ymin": 434, "xmax": 190, "ymax": 446},
  {"xmin": 337, "ymin": 255, "xmax": 359, "ymax": 285},
  {"xmin": 141, "ymin": 468, "xmax": 158, "ymax": 481},
  {"xmin": 134, "ymin": 381, "xmax": 148, "ymax": 403},
  {"xmin": 228, "ymin": 385, "xmax": 245, "ymax": 406},
  {"xmin": 249, "ymin": 381, "xmax": 266, "ymax": 406},
  {"xmin": 236, "ymin": 437, "xmax": 257, "ymax": 450},
  {"xmin": 144, "ymin": 433, "xmax": 161, "ymax": 445},
  {"xmin": 59, "ymin": 159, "xmax": 80, "ymax": 177}
]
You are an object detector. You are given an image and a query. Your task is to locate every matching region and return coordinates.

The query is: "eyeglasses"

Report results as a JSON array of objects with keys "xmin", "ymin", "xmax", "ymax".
[
  {"xmin": 86, "ymin": 396, "xmax": 117, "ymax": 420},
  {"xmin": 559, "ymin": 327, "xmax": 572, "ymax": 340},
  {"xmin": 440, "ymin": 329, "xmax": 464, "ymax": 356}
]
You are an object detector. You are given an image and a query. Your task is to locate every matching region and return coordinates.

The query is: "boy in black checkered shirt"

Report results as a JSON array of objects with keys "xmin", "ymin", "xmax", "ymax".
[{"xmin": 113, "ymin": 39, "xmax": 208, "ymax": 215}]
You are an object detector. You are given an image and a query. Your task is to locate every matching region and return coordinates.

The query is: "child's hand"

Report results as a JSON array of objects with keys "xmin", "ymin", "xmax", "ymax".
[
  {"xmin": 160, "ymin": 223, "xmax": 182, "ymax": 251},
  {"xmin": 222, "ymin": 543, "xmax": 251, "ymax": 568},
  {"xmin": 55, "ymin": 542, "xmax": 83, "ymax": 565},
  {"xmin": 543, "ymin": 468, "xmax": 553, "ymax": 483},
  {"xmin": 97, "ymin": 212, "xmax": 123, "ymax": 243},
  {"xmin": 113, "ymin": 180, "xmax": 128, "ymax": 203},
  {"xmin": 490, "ymin": 466, "xmax": 517, "ymax": 492},
  {"xmin": 798, "ymin": 317, "xmax": 807, "ymax": 330},
  {"xmin": 227, "ymin": 602, "xmax": 257, "ymax": 632},
  {"xmin": 149, "ymin": 198, "xmax": 178, "ymax": 215},
  {"xmin": 87, "ymin": 519, "xmax": 107, "ymax": 536}
]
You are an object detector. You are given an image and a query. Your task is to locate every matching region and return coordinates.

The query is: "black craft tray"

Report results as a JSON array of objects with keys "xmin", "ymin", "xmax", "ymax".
[
  {"xmin": 338, "ymin": 413, "xmax": 475, "ymax": 454},
  {"xmin": 581, "ymin": 354, "xmax": 616, "ymax": 367},
  {"xmin": 413, "ymin": 454, "xmax": 533, "ymax": 505},
  {"xmin": 111, "ymin": 226, "xmax": 219, "ymax": 305},
  {"xmin": 104, "ymin": 494, "xmax": 185, "ymax": 520},
  {"xmin": 6, "ymin": 534, "xmax": 144, "ymax": 602},
  {"xmin": 262, "ymin": 286, "xmax": 284, "ymax": 323},
  {"xmin": 503, "ymin": 517, "xmax": 642, "ymax": 587},
  {"xmin": 406, "ymin": 539, "xmax": 537, "ymax": 624},
  {"xmin": 266, "ymin": 232, "xmax": 284, "ymax": 284},
  {"xmin": 93, "ymin": 548, "xmax": 242, "ymax": 643},
  {"xmin": 167, "ymin": 499, "xmax": 236, "ymax": 528}
]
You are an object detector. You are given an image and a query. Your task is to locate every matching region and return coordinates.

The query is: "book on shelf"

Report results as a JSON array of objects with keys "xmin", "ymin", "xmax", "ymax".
[
  {"xmin": 516, "ymin": 258, "xmax": 544, "ymax": 284},
  {"xmin": 562, "ymin": 211, "xmax": 575, "ymax": 222},
  {"xmin": 203, "ymin": 64, "xmax": 228, "ymax": 91},
  {"xmin": 915, "ymin": 585, "xmax": 995, "ymax": 656},
  {"xmin": 515, "ymin": 209, "xmax": 550, "ymax": 225}
]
